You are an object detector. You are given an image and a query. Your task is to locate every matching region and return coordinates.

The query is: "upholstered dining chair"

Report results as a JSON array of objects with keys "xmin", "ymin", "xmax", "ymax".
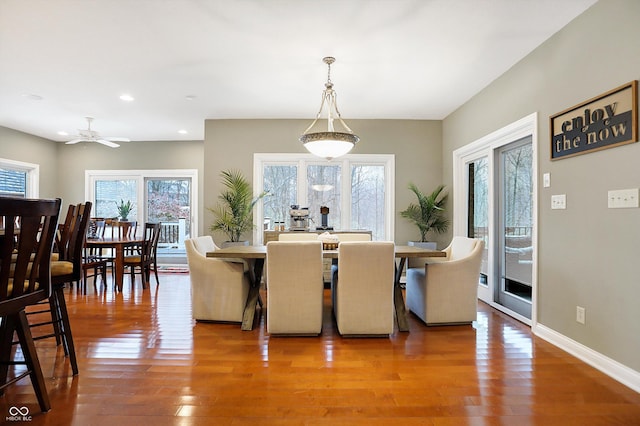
[
  {"xmin": 185, "ymin": 236, "xmax": 250, "ymax": 322},
  {"xmin": 329, "ymin": 232, "xmax": 372, "ymax": 293},
  {"xmin": 0, "ymin": 197, "xmax": 61, "ymax": 413},
  {"xmin": 405, "ymin": 236, "xmax": 484, "ymax": 326},
  {"xmin": 277, "ymin": 233, "xmax": 320, "ymax": 241},
  {"xmin": 266, "ymin": 241, "xmax": 324, "ymax": 335},
  {"xmin": 333, "ymin": 241, "xmax": 395, "ymax": 336}
]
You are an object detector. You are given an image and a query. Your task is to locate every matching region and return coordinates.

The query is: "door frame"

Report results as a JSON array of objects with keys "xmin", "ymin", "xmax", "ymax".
[
  {"xmin": 452, "ymin": 113, "xmax": 538, "ymax": 326},
  {"xmin": 85, "ymin": 169, "xmax": 198, "ymax": 242}
]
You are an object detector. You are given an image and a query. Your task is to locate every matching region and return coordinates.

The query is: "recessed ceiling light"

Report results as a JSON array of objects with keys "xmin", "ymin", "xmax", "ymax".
[
  {"xmin": 23, "ymin": 94, "xmax": 43, "ymax": 101},
  {"xmin": 119, "ymin": 94, "xmax": 135, "ymax": 102},
  {"xmin": 178, "ymin": 129, "xmax": 188, "ymax": 135},
  {"xmin": 185, "ymin": 95, "xmax": 196, "ymax": 101},
  {"xmin": 57, "ymin": 131, "xmax": 69, "ymax": 136}
]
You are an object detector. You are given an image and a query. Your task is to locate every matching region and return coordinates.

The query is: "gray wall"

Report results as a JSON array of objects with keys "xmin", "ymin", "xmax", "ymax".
[
  {"xmin": 0, "ymin": 128, "xmax": 204, "ymax": 232},
  {"xmin": 442, "ymin": 0, "xmax": 640, "ymax": 371},
  {"xmin": 56, "ymin": 140, "xmax": 204, "ymax": 229},
  {"xmin": 0, "ymin": 126, "xmax": 58, "ymax": 198},
  {"xmin": 204, "ymin": 119, "xmax": 443, "ymax": 247}
]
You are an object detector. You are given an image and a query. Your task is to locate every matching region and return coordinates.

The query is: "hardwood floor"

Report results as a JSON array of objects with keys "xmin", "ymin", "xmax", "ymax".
[{"xmin": 2, "ymin": 272, "xmax": 640, "ymax": 425}]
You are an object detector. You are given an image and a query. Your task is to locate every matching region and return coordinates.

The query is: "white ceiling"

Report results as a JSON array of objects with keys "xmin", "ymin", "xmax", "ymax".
[{"xmin": 0, "ymin": 0, "xmax": 598, "ymax": 143}]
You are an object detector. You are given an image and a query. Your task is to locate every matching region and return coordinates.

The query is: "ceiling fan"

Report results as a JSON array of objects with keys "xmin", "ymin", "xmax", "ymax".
[{"xmin": 65, "ymin": 117, "xmax": 130, "ymax": 148}]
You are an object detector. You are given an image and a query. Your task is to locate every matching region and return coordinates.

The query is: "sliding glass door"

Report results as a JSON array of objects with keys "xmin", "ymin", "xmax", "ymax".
[
  {"xmin": 454, "ymin": 114, "xmax": 537, "ymax": 325},
  {"xmin": 87, "ymin": 169, "xmax": 197, "ymax": 259},
  {"xmin": 497, "ymin": 139, "xmax": 533, "ymax": 318}
]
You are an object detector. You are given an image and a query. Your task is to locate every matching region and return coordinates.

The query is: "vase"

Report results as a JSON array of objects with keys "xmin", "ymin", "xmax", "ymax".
[
  {"xmin": 221, "ymin": 241, "xmax": 250, "ymax": 248},
  {"xmin": 407, "ymin": 241, "xmax": 437, "ymax": 250}
]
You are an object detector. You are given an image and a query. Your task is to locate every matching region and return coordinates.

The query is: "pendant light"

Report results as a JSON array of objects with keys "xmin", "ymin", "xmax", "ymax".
[{"xmin": 299, "ymin": 57, "xmax": 359, "ymax": 160}]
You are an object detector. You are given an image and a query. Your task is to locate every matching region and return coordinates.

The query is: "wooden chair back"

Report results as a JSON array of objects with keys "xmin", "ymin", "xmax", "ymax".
[
  {"xmin": 53, "ymin": 202, "xmax": 92, "ymax": 282},
  {"xmin": 110, "ymin": 220, "xmax": 137, "ymax": 239},
  {"xmin": 87, "ymin": 218, "xmax": 106, "ymax": 239},
  {"xmin": 0, "ymin": 197, "xmax": 61, "ymax": 314},
  {"xmin": 141, "ymin": 222, "xmax": 161, "ymax": 263}
]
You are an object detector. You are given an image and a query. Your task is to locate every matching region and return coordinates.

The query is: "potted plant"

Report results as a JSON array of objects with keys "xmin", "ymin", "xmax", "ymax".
[
  {"xmin": 400, "ymin": 183, "xmax": 449, "ymax": 249},
  {"xmin": 116, "ymin": 199, "xmax": 133, "ymax": 221},
  {"xmin": 208, "ymin": 169, "xmax": 268, "ymax": 246}
]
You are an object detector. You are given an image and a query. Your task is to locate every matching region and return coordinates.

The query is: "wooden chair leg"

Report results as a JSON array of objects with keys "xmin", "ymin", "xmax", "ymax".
[
  {"xmin": 0, "ymin": 316, "xmax": 13, "ymax": 394},
  {"xmin": 52, "ymin": 287, "xmax": 79, "ymax": 375},
  {"xmin": 15, "ymin": 311, "xmax": 52, "ymax": 411},
  {"xmin": 0, "ymin": 313, "xmax": 51, "ymax": 412},
  {"xmin": 152, "ymin": 261, "xmax": 160, "ymax": 285},
  {"xmin": 48, "ymin": 296, "xmax": 63, "ymax": 347}
]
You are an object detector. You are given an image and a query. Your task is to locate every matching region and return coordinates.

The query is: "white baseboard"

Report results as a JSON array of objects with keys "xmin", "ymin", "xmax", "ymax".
[{"xmin": 534, "ymin": 323, "xmax": 640, "ymax": 393}]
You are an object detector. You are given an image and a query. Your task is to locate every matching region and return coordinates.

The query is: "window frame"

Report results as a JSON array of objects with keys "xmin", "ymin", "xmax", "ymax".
[
  {"xmin": 0, "ymin": 157, "xmax": 39, "ymax": 198},
  {"xmin": 253, "ymin": 153, "xmax": 395, "ymax": 244}
]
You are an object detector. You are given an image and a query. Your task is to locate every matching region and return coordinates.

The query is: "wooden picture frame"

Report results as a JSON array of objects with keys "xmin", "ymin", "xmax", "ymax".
[{"xmin": 550, "ymin": 80, "xmax": 638, "ymax": 160}]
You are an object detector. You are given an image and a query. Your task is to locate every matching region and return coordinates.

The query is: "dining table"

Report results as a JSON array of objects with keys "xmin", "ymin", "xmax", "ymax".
[
  {"xmin": 85, "ymin": 236, "xmax": 144, "ymax": 292},
  {"xmin": 206, "ymin": 244, "xmax": 445, "ymax": 332}
]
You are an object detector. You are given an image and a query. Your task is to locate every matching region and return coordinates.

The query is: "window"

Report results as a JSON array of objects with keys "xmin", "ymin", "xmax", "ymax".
[
  {"xmin": 0, "ymin": 158, "xmax": 39, "ymax": 198},
  {"xmin": 254, "ymin": 154, "xmax": 394, "ymax": 243}
]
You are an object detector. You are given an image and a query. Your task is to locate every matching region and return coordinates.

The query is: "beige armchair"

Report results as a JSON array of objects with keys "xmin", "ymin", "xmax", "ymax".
[
  {"xmin": 333, "ymin": 241, "xmax": 395, "ymax": 336},
  {"xmin": 406, "ymin": 236, "xmax": 484, "ymax": 325},
  {"xmin": 185, "ymin": 236, "xmax": 250, "ymax": 322},
  {"xmin": 266, "ymin": 241, "xmax": 324, "ymax": 335}
]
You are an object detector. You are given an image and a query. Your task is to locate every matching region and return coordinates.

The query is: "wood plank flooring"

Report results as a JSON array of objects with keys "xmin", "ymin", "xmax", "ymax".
[{"xmin": 2, "ymin": 272, "xmax": 639, "ymax": 425}]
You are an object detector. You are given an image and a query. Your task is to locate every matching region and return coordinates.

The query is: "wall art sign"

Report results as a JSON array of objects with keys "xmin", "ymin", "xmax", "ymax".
[{"xmin": 550, "ymin": 80, "xmax": 637, "ymax": 160}]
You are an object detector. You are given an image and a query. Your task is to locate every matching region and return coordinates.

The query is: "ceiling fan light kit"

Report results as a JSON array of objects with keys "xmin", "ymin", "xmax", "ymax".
[{"xmin": 65, "ymin": 116, "xmax": 130, "ymax": 148}]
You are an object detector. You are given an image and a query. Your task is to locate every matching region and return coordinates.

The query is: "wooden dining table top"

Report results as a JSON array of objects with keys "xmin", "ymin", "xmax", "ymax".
[
  {"xmin": 85, "ymin": 236, "xmax": 144, "ymax": 245},
  {"xmin": 206, "ymin": 244, "xmax": 446, "ymax": 259}
]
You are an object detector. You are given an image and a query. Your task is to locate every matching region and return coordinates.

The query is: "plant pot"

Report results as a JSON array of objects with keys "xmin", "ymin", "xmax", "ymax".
[
  {"xmin": 407, "ymin": 241, "xmax": 437, "ymax": 250},
  {"xmin": 221, "ymin": 241, "xmax": 250, "ymax": 248}
]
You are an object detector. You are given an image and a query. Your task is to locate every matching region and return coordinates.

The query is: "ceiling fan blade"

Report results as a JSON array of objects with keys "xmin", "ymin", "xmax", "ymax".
[
  {"xmin": 96, "ymin": 139, "xmax": 120, "ymax": 148},
  {"xmin": 65, "ymin": 138, "xmax": 85, "ymax": 145},
  {"xmin": 104, "ymin": 137, "xmax": 130, "ymax": 142}
]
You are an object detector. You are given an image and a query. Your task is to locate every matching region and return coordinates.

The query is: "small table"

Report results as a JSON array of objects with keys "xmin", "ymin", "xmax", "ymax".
[
  {"xmin": 206, "ymin": 244, "xmax": 445, "ymax": 332},
  {"xmin": 86, "ymin": 236, "xmax": 144, "ymax": 292}
]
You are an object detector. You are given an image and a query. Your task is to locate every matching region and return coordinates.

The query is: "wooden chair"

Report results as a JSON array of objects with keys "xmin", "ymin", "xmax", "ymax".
[
  {"xmin": 82, "ymin": 219, "xmax": 108, "ymax": 291},
  {"xmin": 0, "ymin": 197, "xmax": 61, "ymax": 413},
  {"xmin": 124, "ymin": 222, "xmax": 161, "ymax": 289},
  {"xmin": 110, "ymin": 220, "xmax": 137, "ymax": 239},
  {"xmin": 30, "ymin": 202, "xmax": 92, "ymax": 375}
]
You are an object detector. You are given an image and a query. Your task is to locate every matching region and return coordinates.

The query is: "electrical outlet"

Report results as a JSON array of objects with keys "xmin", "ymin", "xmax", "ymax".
[
  {"xmin": 576, "ymin": 306, "xmax": 586, "ymax": 324},
  {"xmin": 551, "ymin": 194, "xmax": 566, "ymax": 209},
  {"xmin": 608, "ymin": 188, "xmax": 639, "ymax": 208}
]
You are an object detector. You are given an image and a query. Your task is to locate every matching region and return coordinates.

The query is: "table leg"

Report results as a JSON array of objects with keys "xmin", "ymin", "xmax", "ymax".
[
  {"xmin": 394, "ymin": 257, "xmax": 410, "ymax": 332},
  {"xmin": 241, "ymin": 258, "xmax": 264, "ymax": 331},
  {"xmin": 114, "ymin": 245, "xmax": 125, "ymax": 292}
]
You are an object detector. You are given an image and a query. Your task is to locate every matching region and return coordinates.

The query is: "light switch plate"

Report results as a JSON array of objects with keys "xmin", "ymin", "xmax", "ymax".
[
  {"xmin": 608, "ymin": 188, "xmax": 639, "ymax": 208},
  {"xmin": 551, "ymin": 194, "xmax": 566, "ymax": 209},
  {"xmin": 543, "ymin": 173, "xmax": 550, "ymax": 188}
]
